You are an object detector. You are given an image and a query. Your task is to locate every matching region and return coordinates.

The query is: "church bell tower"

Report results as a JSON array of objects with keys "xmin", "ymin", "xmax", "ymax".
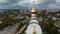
[
  {"xmin": 31, "ymin": 0, "xmax": 37, "ymax": 19},
  {"xmin": 26, "ymin": 0, "xmax": 42, "ymax": 34}
]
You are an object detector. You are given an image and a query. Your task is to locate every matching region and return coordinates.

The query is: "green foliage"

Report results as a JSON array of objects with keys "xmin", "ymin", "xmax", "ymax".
[
  {"xmin": 0, "ymin": 15, "xmax": 13, "ymax": 29},
  {"xmin": 56, "ymin": 15, "xmax": 60, "ymax": 18},
  {"xmin": 27, "ymin": 14, "xmax": 31, "ymax": 17},
  {"xmin": 0, "ymin": 15, "xmax": 26, "ymax": 29},
  {"xmin": 42, "ymin": 18, "xmax": 57, "ymax": 34},
  {"xmin": 16, "ymin": 17, "xmax": 26, "ymax": 32},
  {"xmin": 37, "ymin": 13, "xmax": 44, "ymax": 17},
  {"xmin": 16, "ymin": 22, "xmax": 26, "ymax": 32},
  {"xmin": 20, "ymin": 32, "xmax": 26, "ymax": 34}
]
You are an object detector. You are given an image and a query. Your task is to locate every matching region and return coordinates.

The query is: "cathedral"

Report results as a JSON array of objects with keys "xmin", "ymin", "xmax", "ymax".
[
  {"xmin": 16, "ymin": 0, "xmax": 42, "ymax": 34},
  {"xmin": 26, "ymin": 0, "xmax": 42, "ymax": 34}
]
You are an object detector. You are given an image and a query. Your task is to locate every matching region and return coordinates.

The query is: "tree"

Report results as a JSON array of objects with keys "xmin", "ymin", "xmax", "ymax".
[
  {"xmin": 42, "ymin": 18, "xmax": 57, "ymax": 34},
  {"xmin": 0, "ymin": 15, "xmax": 13, "ymax": 29}
]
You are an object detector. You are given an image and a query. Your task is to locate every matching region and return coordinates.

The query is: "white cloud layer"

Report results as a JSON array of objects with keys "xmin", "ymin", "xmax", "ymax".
[
  {"xmin": 0, "ymin": 0, "xmax": 8, "ymax": 2},
  {"xmin": 56, "ymin": 0, "xmax": 60, "ymax": 2}
]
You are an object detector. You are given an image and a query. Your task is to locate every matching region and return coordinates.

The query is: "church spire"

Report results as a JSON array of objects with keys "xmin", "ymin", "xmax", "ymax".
[
  {"xmin": 31, "ymin": 0, "xmax": 37, "ymax": 14},
  {"xmin": 32, "ymin": 0, "xmax": 35, "ymax": 8}
]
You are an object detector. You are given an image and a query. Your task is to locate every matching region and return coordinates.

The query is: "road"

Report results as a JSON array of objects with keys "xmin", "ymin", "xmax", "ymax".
[
  {"xmin": 16, "ymin": 19, "xmax": 28, "ymax": 34},
  {"xmin": 0, "ymin": 23, "xmax": 18, "ymax": 34},
  {"xmin": 16, "ymin": 24, "xmax": 26, "ymax": 34},
  {"xmin": 0, "ymin": 19, "xmax": 27, "ymax": 34}
]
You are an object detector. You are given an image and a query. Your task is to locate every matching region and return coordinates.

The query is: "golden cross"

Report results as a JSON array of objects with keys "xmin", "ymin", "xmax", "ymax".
[{"xmin": 32, "ymin": 0, "xmax": 35, "ymax": 8}]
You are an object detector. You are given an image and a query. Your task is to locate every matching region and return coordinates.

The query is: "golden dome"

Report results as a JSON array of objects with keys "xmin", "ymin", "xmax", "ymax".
[{"xmin": 31, "ymin": 7, "xmax": 37, "ymax": 13}]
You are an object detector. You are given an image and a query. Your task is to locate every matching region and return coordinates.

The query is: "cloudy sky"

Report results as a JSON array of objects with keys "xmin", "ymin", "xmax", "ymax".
[{"xmin": 0, "ymin": 0, "xmax": 60, "ymax": 9}]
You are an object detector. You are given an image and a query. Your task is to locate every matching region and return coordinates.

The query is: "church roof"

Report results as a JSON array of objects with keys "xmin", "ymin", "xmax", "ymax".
[
  {"xmin": 31, "ymin": 7, "xmax": 37, "ymax": 13},
  {"xmin": 29, "ymin": 20, "xmax": 39, "ymax": 24}
]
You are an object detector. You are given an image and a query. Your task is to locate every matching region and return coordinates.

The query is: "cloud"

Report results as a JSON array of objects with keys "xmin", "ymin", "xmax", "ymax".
[
  {"xmin": 48, "ymin": 4, "xmax": 60, "ymax": 9},
  {"xmin": 56, "ymin": 0, "xmax": 60, "ymax": 2},
  {"xmin": 0, "ymin": 0, "xmax": 60, "ymax": 9},
  {"xmin": 0, "ymin": 0, "xmax": 8, "ymax": 3}
]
